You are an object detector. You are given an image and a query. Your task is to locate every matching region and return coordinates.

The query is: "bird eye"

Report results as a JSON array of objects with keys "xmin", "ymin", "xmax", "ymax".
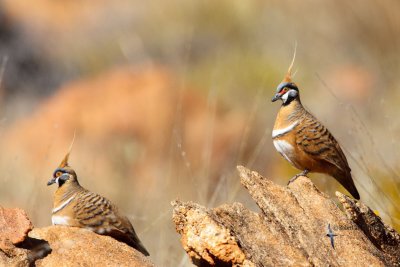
[{"xmin": 55, "ymin": 171, "xmax": 63, "ymax": 177}]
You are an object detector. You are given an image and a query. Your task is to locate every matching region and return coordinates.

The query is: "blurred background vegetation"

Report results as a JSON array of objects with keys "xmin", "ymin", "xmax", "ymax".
[{"xmin": 0, "ymin": 0, "xmax": 399, "ymax": 265}]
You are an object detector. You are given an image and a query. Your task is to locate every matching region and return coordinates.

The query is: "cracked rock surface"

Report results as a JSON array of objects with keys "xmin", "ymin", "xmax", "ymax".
[{"xmin": 172, "ymin": 166, "xmax": 398, "ymax": 266}]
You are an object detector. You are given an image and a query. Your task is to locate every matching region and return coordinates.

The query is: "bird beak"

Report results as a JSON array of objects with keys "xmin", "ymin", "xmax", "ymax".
[
  {"xmin": 271, "ymin": 93, "xmax": 280, "ymax": 102},
  {"xmin": 47, "ymin": 178, "xmax": 56, "ymax": 186}
]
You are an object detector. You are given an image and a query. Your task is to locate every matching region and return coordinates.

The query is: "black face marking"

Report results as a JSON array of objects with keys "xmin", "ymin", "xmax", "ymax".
[
  {"xmin": 57, "ymin": 173, "xmax": 70, "ymax": 187},
  {"xmin": 272, "ymin": 82, "xmax": 300, "ymax": 105},
  {"xmin": 48, "ymin": 167, "xmax": 78, "ymax": 187},
  {"xmin": 281, "ymin": 89, "xmax": 299, "ymax": 106},
  {"xmin": 52, "ymin": 168, "xmax": 72, "ymax": 187}
]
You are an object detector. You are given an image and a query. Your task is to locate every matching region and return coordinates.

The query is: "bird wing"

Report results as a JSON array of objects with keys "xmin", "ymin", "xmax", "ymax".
[
  {"xmin": 73, "ymin": 191, "xmax": 114, "ymax": 228},
  {"xmin": 295, "ymin": 112, "xmax": 351, "ymax": 173},
  {"xmin": 73, "ymin": 190, "xmax": 149, "ymax": 255},
  {"xmin": 73, "ymin": 191, "xmax": 131, "ymax": 234},
  {"xmin": 100, "ymin": 206, "xmax": 150, "ymax": 256}
]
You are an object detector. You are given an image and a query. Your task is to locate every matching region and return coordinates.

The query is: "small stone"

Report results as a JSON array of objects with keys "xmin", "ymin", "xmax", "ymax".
[{"xmin": 0, "ymin": 206, "xmax": 33, "ymax": 244}]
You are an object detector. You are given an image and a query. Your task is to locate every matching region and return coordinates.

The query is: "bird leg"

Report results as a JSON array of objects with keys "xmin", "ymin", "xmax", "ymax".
[{"xmin": 287, "ymin": 169, "xmax": 309, "ymax": 185}]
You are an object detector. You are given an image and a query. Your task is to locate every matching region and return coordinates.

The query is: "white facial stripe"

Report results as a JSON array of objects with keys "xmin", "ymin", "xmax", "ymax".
[
  {"xmin": 52, "ymin": 195, "xmax": 75, "ymax": 214},
  {"xmin": 55, "ymin": 177, "xmax": 59, "ymax": 184},
  {"xmin": 272, "ymin": 120, "xmax": 299, "ymax": 138},
  {"xmin": 281, "ymin": 91, "xmax": 290, "ymax": 102},
  {"xmin": 281, "ymin": 89, "xmax": 297, "ymax": 103}
]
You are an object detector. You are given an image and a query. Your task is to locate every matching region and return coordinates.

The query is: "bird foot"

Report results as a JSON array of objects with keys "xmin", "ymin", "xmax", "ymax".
[{"xmin": 287, "ymin": 169, "xmax": 309, "ymax": 185}]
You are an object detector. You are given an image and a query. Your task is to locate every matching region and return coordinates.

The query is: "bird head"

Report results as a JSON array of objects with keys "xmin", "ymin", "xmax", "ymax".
[
  {"xmin": 271, "ymin": 81, "xmax": 299, "ymax": 105},
  {"xmin": 47, "ymin": 151, "xmax": 79, "ymax": 187},
  {"xmin": 47, "ymin": 131, "xmax": 79, "ymax": 187},
  {"xmin": 47, "ymin": 152, "xmax": 78, "ymax": 187},
  {"xmin": 271, "ymin": 46, "xmax": 300, "ymax": 105}
]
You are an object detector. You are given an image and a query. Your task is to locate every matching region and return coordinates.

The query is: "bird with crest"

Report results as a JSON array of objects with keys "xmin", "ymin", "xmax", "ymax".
[
  {"xmin": 271, "ymin": 48, "xmax": 360, "ymax": 199},
  {"xmin": 47, "ymin": 135, "xmax": 150, "ymax": 256}
]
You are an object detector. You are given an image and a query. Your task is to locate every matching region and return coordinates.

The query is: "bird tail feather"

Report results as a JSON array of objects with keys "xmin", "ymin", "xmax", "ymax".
[{"xmin": 334, "ymin": 172, "xmax": 360, "ymax": 200}]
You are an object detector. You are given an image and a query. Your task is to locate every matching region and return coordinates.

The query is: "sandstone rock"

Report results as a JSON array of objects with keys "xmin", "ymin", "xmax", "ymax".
[
  {"xmin": 238, "ymin": 166, "xmax": 390, "ymax": 266},
  {"xmin": 172, "ymin": 166, "xmax": 397, "ymax": 266},
  {"xmin": 338, "ymin": 192, "xmax": 400, "ymax": 265},
  {"xmin": 0, "ymin": 206, "xmax": 51, "ymax": 267},
  {"xmin": 0, "ymin": 238, "xmax": 30, "ymax": 267},
  {"xmin": 0, "ymin": 206, "xmax": 33, "ymax": 244},
  {"xmin": 29, "ymin": 226, "xmax": 155, "ymax": 267},
  {"xmin": 172, "ymin": 200, "xmax": 249, "ymax": 266}
]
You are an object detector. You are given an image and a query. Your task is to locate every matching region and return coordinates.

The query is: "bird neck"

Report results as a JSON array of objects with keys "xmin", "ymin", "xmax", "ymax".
[
  {"xmin": 276, "ymin": 98, "xmax": 305, "ymax": 125},
  {"xmin": 53, "ymin": 180, "xmax": 83, "ymax": 206}
]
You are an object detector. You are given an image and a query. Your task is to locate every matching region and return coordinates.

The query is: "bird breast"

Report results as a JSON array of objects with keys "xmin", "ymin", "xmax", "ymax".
[
  {"xmin": 52, "ymin": 215, "xmax": 70, "ymax": 225},
  {"xmin": 272, "ymin": 120, "xmax": 299, "ymax": 138},
  {"xmin": 52, "ymin": 195, "xmax": 75, "ymax": 214}
]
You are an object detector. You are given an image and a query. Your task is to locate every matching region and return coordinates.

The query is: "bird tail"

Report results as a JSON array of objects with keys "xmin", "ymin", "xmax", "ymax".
[
  {"xmin": 107, "ymin": 227, "xmax": 150, "ymax": 256},
  {"xmin": 128, "ymin": 230, "xmax": 150, "ymax": 256},
  {"xmin": 334, "ymin": 172, "xmax": 360, "ymax": 200}
]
